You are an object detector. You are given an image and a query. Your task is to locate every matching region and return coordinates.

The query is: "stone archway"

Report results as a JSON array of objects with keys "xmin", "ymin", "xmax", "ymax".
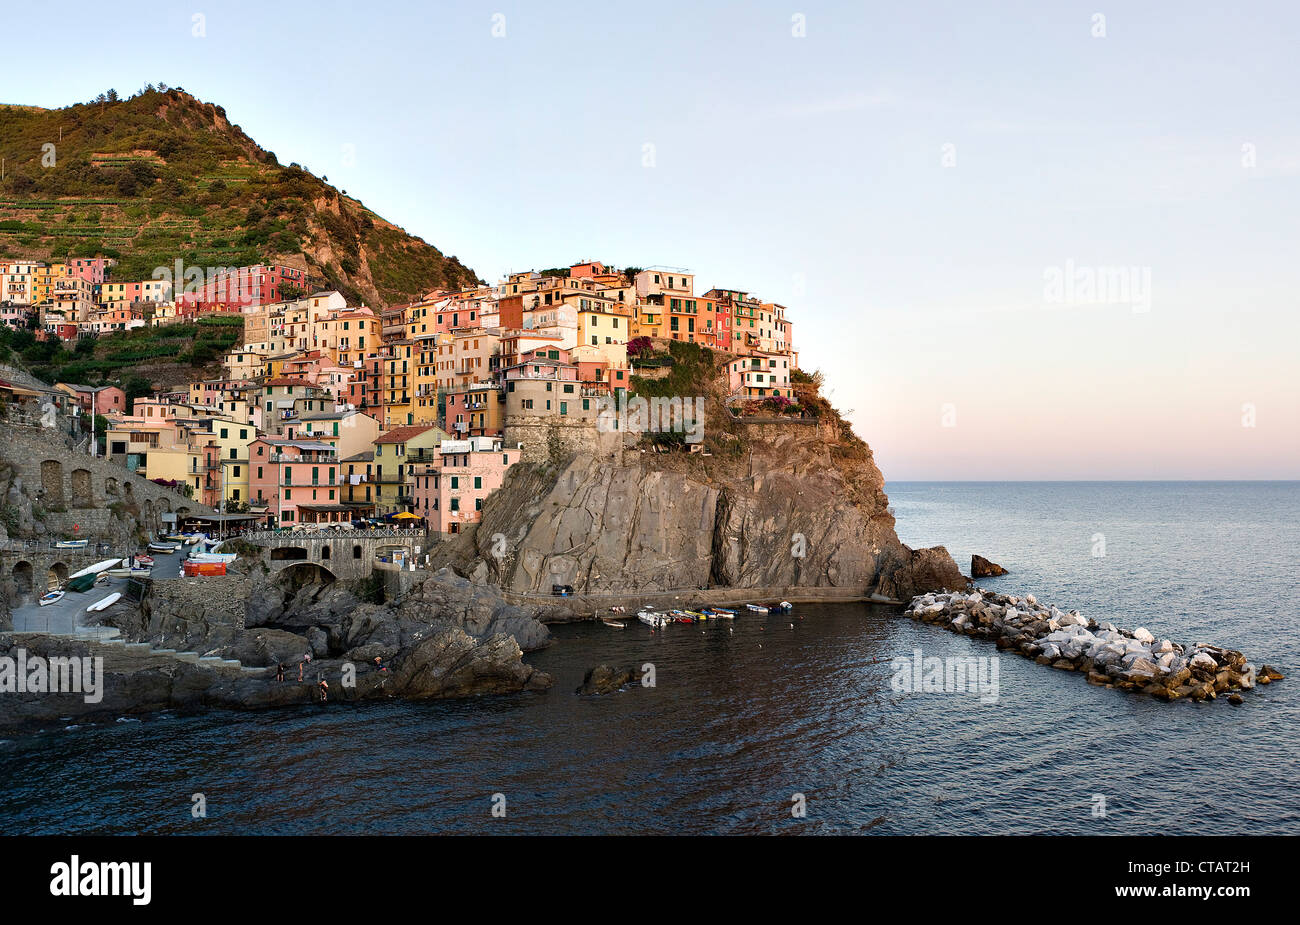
[
  {"xmin": 143, "ymin": 498, "xmax": 155, "ymax": 531},
  {"xmin": 47, "ymin": 561, "xmax": 68, "ymax": 590},
  {"xmin": 41, "ymin": 460, "xmax": 64, "ymax": 504},
  {"xmin": 71, "ymin": 468, "xmax": 94, "ymax": 508},
  {"xmin": 105, "ymin": 477, "xmax": 119, "ymax": 497},
  {"xmin": 12, "ymin": 561, "xmax": 34, "ymax": 598}
]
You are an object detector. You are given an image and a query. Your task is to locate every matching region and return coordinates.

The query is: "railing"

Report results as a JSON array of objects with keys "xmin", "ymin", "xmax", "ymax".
[{"xmin": 241, "ymin": 527, "xmax": 424, "ymax": 543}]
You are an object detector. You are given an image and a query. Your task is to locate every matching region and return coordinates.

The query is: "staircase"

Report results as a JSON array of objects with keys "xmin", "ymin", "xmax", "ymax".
[{"xmin": 39, "ymin": 625, "xmax": 262, "ymax": 674}]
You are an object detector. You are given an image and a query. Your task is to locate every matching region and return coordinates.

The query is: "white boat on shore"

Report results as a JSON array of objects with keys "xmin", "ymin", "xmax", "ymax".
[
  {"xmin": 148, "ymin": 542, "xmax": 180, "ymax": 554},
  {"xmin": 187, "ymin": 551, "xmax": 237, "ymax": 564},
  {"xmin": 68, "ymin": 558, "xmax": 124, "ymax": 580},
  {"xmin": 39, "ymin": 590, "xmax": 65, "ymax": 606},
  {"xmin": 86, "ymin": 592, "xmax": 122, "ymax": 612},
  {"xmin": 745, "ymin": 603, "xmax": 769, "ymax": 614}
]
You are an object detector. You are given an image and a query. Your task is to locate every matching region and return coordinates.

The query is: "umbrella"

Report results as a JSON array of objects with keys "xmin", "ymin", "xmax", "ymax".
[{"xmin": 391, "ymin": 511, "xmax": 420, "ymax": 519}]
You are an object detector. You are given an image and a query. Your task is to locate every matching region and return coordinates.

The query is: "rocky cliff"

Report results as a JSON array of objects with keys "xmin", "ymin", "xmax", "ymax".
[{"xmin": 437, "ymin": 408, "xmax": 965, "ymax": 602}]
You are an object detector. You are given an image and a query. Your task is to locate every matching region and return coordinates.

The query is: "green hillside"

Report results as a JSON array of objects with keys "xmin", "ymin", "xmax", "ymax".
[{"xmin": 0, "ymin": 85, "xmax": 478, "ymax": 306}]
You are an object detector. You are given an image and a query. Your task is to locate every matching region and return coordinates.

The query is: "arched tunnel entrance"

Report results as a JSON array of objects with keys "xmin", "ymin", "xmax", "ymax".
[{"xmin": 276, "ymin": 561, "xmax": 336, "ymax": 590}]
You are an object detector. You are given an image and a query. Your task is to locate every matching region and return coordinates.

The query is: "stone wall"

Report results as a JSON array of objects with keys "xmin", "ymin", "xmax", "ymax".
[
  {"xmin": 0, "ymin": 420, "xmax": 213, "ymax": 540},
  {"xmin": 503, "ymin": 418, "xmax": 625, "ymax": 464}
]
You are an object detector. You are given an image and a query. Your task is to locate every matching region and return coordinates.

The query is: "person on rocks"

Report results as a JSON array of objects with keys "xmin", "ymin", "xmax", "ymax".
[
  {"xmin": 276, "ymin": 662, "xmax": 284, "ymax": 682},
  {"xmin": 318, "ymin": 679, "xmax": 329, "ymax": 703}
]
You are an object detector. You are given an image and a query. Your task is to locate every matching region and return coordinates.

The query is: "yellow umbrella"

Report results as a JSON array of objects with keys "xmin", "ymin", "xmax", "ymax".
[{"xmin": 391, "ymin": 511, "xmax": 420, "ymax": 519}]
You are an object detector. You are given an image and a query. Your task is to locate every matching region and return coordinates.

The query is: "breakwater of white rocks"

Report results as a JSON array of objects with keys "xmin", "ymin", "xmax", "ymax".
[{"xmin": 904, "ymin": 589, "xmax": 1285, "ymax": 703}]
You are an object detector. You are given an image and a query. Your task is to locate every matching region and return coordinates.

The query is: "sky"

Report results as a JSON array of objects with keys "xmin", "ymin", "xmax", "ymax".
[{"xmin": 3, "ymin": 0, "xmax": 1297, "ymax": 479}]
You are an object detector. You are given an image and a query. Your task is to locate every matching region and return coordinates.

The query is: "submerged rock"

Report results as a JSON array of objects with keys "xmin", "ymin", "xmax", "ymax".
[{"xmin": 575, "ymin": 664, "xmax": 643, "ymax": 695}]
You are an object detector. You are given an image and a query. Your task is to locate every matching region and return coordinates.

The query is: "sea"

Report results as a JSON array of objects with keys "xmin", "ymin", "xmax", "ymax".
[{"xmin": 1, "ymin": 482, "xmax": 1296, "ymax": 835}]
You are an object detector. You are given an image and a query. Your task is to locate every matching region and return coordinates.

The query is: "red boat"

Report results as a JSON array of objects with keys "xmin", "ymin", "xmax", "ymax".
[{"xmin": 134, "ymin": 555, "xmax": 154, "ymax": 567}]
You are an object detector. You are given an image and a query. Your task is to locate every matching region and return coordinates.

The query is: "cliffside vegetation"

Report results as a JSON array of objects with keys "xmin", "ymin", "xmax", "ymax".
[
  {"xmin": 0, "ymin": 314, "xmax": 241, "ymax": 388},
  {"xmin": 0, "ymin": 85, "xmax": 478, "ymax": 306}
]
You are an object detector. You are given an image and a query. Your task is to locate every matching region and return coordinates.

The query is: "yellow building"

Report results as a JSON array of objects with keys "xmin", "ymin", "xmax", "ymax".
[
  {"xmin": 372, "ymin": 423, "xmax": 450, "ymax": 514},
  {"xmin": 31, "ymin": 263, "xmax": 68, "ymax": 305}
]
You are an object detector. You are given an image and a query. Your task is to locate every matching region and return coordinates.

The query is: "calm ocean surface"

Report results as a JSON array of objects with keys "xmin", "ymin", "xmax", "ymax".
[{"xmin": 2, "ymin": 482, "xmax": 1296, "ymax": 835}]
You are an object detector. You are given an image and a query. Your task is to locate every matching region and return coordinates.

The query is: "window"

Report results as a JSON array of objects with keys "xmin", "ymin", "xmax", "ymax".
[
  {"xmin": 233, "ymin": 466, "xmax": 241, "ymax": 477},
  {"xmin": 450, "ymin": 498, "xmax": 459, "ymax": 512},
  {"xmin": 474, "ymin": 476, "xmax": 482, "ymax": 489},
  {"xmin": 451, "ymin": 476, "xmax": 459, "ymax": 489}
]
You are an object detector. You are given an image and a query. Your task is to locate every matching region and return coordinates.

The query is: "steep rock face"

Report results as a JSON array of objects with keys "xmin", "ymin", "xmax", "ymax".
[
  {"xmin": 459, "ymin": 423, "xmax": 965, "ymax": 600},
  {"xmin": 484, "ymin": 462, "xmax": 719, "ymax": 593}
]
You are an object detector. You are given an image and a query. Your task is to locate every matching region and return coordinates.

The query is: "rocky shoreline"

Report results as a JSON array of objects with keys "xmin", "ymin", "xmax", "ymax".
[{"xmin": 905, "ymin": 589, "xmax": 1284, "ymax": 703}]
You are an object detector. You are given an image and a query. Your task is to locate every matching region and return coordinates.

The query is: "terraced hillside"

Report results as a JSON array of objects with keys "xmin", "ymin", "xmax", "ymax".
[{"xmin": 0, "ymin": 86, "xmax": 478, "ymax": 306}]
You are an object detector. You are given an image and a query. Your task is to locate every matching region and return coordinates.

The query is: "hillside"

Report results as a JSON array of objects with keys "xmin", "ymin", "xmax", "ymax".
[{"xmin": 0, "ymin": 85, "xmax": 478, "ymax": 306}]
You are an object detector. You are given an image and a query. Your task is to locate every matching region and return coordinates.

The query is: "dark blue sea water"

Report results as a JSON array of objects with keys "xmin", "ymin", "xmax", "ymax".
[{"xmin": 1, "ymin": 482, "xmax": 1296, "ymax": 835}]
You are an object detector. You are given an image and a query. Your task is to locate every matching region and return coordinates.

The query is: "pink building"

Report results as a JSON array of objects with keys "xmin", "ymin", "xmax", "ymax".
[
  {"xmin": 68, "ymin": 257, "xmax": 114, "ymax": 285},
  {"xmin": 411, "ymin": 437, "xmax": 520, "ymax": 535},
  {"xmin": 248, "ymin": 438, "xmax": 342, "ymax": 524},
  {"xmin": 1, "ymin": 303, "xmax": 33, "ymax": 330},
  {"xmin": 59, "ymin": 383, "xmax": 126, "ymax": 416}
]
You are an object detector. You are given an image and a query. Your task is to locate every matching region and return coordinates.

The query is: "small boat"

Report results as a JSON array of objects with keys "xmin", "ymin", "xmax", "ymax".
[
  {"xmin": 159, "ymin": 533, "xmax": 186, "ymax": 542},
  {"xmin": 148, "ymin": 542, "xmax": 180, "ymax": 554},
  {"xmin": 601, "ymin": 619, "xmax": 625, "ymax": 629},
  {"xmin": 65, "ymin": 573, "xmax": 98, "ymax": 593},
  {"xmin": 54, "ymin": 539, "xmax": 88, "ymax": 549},
  {"xmin": 134, "ymin": 554, "xmax": 154, "ymax": 567},
  {"xmin": 69, "ymin": 558, "xmax": 126, "ymax": 580},
  {"xmin": 706, "ymin": 607, "xmax": 736, "ymax": 618},
  {"xmin": 104, "ymin": 568, "xmax": 134, "ymax": 579},
  {"xmin": 183, "ymin": 560, "xmax": 227, "ymax": 576},
  {"xmin": 637, "ymin": 610, "xmax": 671, "ymax": 627},
  {"xmin": 86, "ymin": 592, "xmax": 122, "ymax": 613},
  {"xmin": 769, "ymin": 601, "xmax": 793, "ymax": 613},
  {"xmin": 129, "ymin": 567, "xmax": 153, "ymax": 579},
  {"xmin": 39, "ymin": 590, "xmax": 65, "ymax": 606},
  {"xmin": 187, "ymin": 551, "xmax": 237, "ymax": 564},
  {"xmin": 746, "ymin": 603, "xmax": 770, "ymax": 614}
]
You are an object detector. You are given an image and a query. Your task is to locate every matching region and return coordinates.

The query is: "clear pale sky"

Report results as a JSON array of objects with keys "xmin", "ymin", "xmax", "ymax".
[{"xmin": 4, "ymin": 1, "xmax": 1297, "ymax": 479}]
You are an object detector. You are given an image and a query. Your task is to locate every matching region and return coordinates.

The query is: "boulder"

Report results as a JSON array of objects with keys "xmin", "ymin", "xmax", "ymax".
[{"xmin": 970, "ymin": 555, "xmax": 1008, "ymax": 577}]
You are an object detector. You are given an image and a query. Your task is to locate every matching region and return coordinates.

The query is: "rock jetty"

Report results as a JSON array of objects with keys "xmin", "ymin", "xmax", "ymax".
[{"xmin": 904, "ymin": 589, "xmax": 1284, "ymax": 702}]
